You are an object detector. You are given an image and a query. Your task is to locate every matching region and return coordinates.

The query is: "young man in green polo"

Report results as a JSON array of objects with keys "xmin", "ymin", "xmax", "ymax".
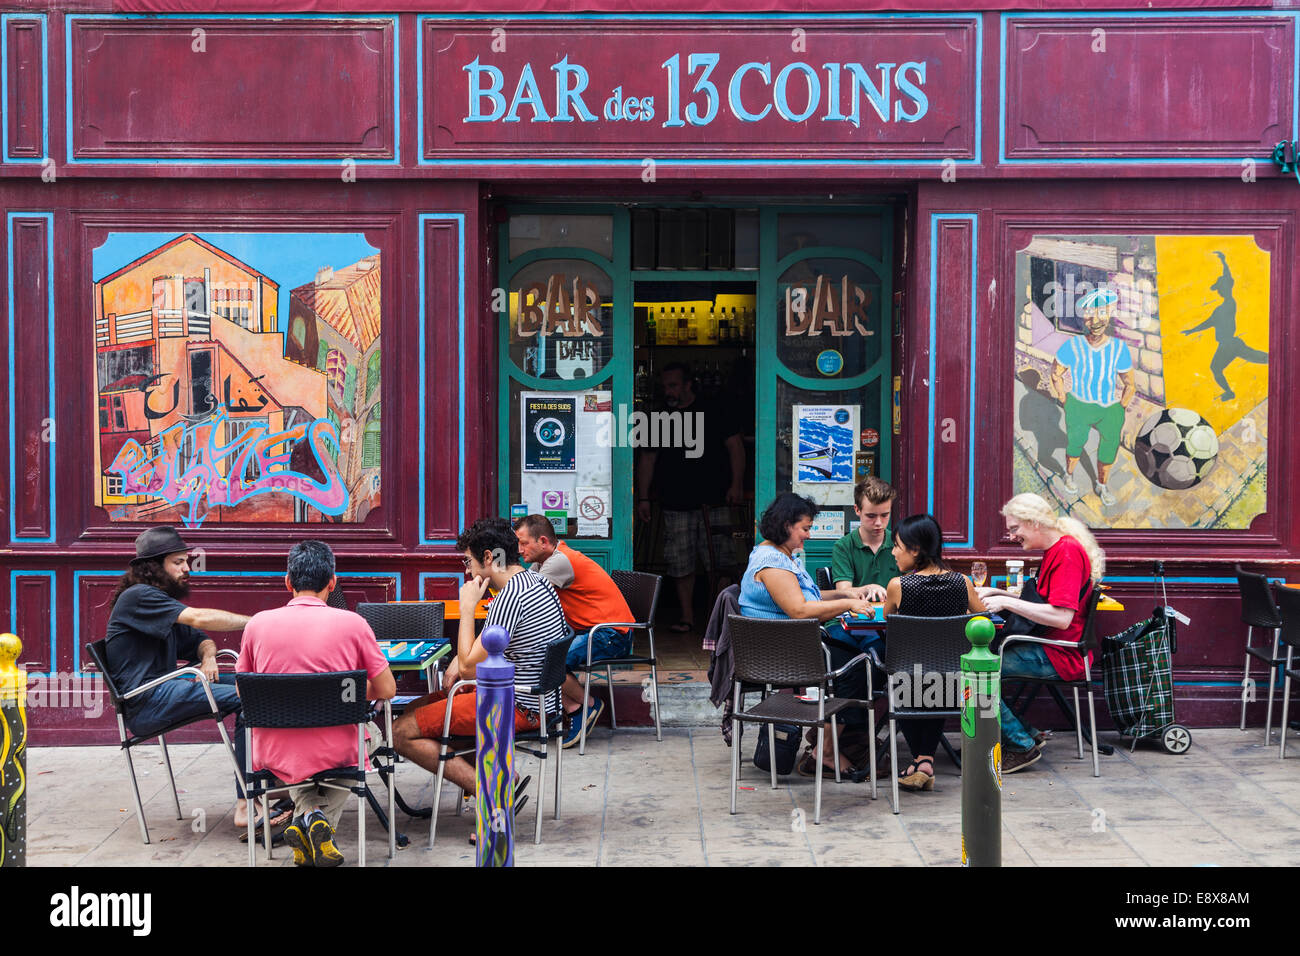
[{"xmin": 829, "ymin": 476, "xmax": 900, "ymax": 598}]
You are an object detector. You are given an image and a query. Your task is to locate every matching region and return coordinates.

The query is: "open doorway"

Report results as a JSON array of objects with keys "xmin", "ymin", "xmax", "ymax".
[{"xmin": 632, "ymin": 280, "xmax": 756, "ymax": 660}]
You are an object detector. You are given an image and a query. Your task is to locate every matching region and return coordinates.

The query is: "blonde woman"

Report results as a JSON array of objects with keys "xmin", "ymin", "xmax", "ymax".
[{"xmin": 977, "ymin": 493, "xmax": 1105, "ymax": 773}]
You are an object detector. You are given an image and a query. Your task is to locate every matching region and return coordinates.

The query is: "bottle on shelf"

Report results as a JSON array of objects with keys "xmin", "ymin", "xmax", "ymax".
[
  {"xmin": 646, "ymin": 306, "xmax": 657, "ymax": 345},
  {"xmin": 677, "ymin": 306, "xmax": 688, "ymax": 343},
  {"xmin": 717, "ymin": 306, "xmax": 729, "ymax": 342},
  {"xmin": 689, "ymin": 306, "xmax": 698, "ymax": 342},
  {"xmin": 635, "ymin": 361, "xmax": 649, "ymax": 403}
]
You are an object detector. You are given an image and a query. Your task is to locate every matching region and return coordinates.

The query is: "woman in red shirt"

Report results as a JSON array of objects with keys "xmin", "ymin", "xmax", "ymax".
[{"xmin": 977, "ymin": 493, "xmax": 1106, "ymax": 773}]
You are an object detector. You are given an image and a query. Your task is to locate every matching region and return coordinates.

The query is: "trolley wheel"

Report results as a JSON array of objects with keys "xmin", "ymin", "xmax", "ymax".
[{"xmin": 1161, "ymin": 724, "xmax": 1192, "ymax": 754}]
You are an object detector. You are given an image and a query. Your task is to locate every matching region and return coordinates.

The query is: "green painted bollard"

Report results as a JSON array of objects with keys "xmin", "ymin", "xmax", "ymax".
[
  {"xmin": 0, "ymin": 633, "xmax": 27, "ymax": 868},
  {"xmin": 960, "ymin": 617, "xmax": 1000, "ymax": 868}
]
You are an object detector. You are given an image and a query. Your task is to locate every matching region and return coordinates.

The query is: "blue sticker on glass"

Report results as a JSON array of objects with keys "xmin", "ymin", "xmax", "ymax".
[
  {"xmin": 834, "ymin": 407, "xmax": 850, "ymax": 425},
  {"xmin": 816, "ymin": 349, "xmax": 844, "ymax": 376}
]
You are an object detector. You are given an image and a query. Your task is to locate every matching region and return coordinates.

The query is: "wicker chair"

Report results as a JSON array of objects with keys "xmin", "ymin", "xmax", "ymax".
[
  {"xmin": 1274, "ymin": 586, "xmax": 1300, "ymax": 759},
  {"xmin": 356, "ymin": 601, "xmax": 447, "ymax": 690},
  {"xmin": 727, "ymin": 615, "xmax": 871, "ymax": 825},
  {"xmin": 882, "ymin": 614, "xmax": 976, "ymax": 813},
  {"xmin": 235, "ymin": 670, "xmax": 395, "ymax": 867},
  {"xmin": 571, "ymin": 570, "xmax": 663, "ymax": 754}
]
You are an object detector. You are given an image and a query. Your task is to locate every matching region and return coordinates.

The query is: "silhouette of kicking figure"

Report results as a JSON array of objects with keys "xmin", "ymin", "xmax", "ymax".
[{"xmin": 1182, "ymin": 251, "xmax": 1268, "ymax": 401}]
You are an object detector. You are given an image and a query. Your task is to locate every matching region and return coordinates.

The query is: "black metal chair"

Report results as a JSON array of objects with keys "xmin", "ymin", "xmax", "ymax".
[
  {"xmin": 727, "ymin": 615, "xmax": 871, "ymax": 825},
  {"xmin": 326, "ymin": 584, "xmax": 351, "ymax": 611},
  {"xmin": 1274, "ymin": 586, "xmax": 1300, "ymax": 759},
  {"xmin": 357, "ymin": 601, "xmax": 446, "ymax": 690},
  {"xmin": 1236, "ymin": 565, "xmax": 1286, "ymax": 741},
  {"xmin": 429, "ymin": 635, "xmax": 571, "ymax": 847},
  {"xmin": 86, "ymin": 638, "xmax": 243, "ymax": 845},
  {"xmin": 235, "ymin": 670, "xmax": 395, "ymax": 867},
  {"xmin": 573, "ymin": 570, "xmax": 663, "ymax": 754},
  {"xmin": 1000, "ymin": 586, "xmax": 1106, "ymax": 777},
  {"xmin": 882, "ymin": 614, "xmax": 976, "ymax": 813},
  {"xmin": 815, "ymin": 566, "xmax": 834, "ymax": 591}
]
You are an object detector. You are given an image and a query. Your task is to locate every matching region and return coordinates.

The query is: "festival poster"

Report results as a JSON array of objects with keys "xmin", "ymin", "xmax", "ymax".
[
  {"xmin": 793, "ymin": 404, "xmax": 859, "ymax": 506},
  {"xmin": 522, "ymin": 393, "xmax": 577, "ymax": 472}
]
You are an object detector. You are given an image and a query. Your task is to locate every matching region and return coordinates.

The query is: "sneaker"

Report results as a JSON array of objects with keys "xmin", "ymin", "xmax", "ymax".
[
  {"xmin": 1060, "ymin": 473, "xmax": 1079, "ymax": 496},
  {"xmin": 1002, "ymin": 745, "xmax": 1042, "ymax": 774},
  {"xmin": 1095, "ymin": 482, "xmax": 1117, "ymax": 507},
  {"xmin": 562, "ymin": 698, "xmax": 605, "ymax": 749},
  {"xmin": 304, "ymin": 809, "xmax": 344, "ymax": 868},
  {"xmin": 283, "ymin": 815, "xmax": 314, "ymax": 868}
]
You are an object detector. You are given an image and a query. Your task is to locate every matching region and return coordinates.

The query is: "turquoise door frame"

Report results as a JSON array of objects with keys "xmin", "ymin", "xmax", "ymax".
[{"xmin": 497, "ymin": 203, "xmax": 894, "ymax": 573}]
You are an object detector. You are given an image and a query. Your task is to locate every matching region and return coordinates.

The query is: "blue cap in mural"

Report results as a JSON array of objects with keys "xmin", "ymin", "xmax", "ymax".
[{"xmin": 1077, "ymin": 286, "xmax": 1119, "ymax": 311}]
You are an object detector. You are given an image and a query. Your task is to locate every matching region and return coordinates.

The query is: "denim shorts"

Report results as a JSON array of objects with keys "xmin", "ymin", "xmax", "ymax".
[{"xmin": 565, "ymin": 626, "xmax": 633, "ymax": 672}]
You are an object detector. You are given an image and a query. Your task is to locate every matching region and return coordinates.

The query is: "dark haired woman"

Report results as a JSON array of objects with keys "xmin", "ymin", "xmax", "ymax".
[
  {"xmin": 739, "ymin": 492, "xmax": 875, "ymax": 777},
  {"xmin": 883, "ymin": 514, "xmax": 986, "ymax": 792}
]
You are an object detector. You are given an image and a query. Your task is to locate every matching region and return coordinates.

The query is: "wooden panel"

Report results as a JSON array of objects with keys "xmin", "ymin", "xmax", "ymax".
[
  {"xmin": 4, "ymin": 17, "xmax": 45, "ymax": 159},
  {"xmin": 69, "ymin": 18, "xmax": 396, "ymax": 160},
  {"xmin": 423, "ymin": 18, "xmax": 979, "ymax": 163},
  {"xmin": 10, "ymin": 572, "xmax": 53, "ymax": 673},
  {"xmin": 7, "ymin": 214, "xmax": 54, "ymax": 542},
  {"xmin": 75, "ymin": 570, "xmax": 399, "ymax": 674},
  {"xmin": 930, "ymin": 216, "xmax": 975, "ymax": 546},
  {"xmin": 1004, "ymin": 17, "xmax": 1293, "ymax": 160},
  {"xmin": 422, "ymin": 215, "xmax": 464, "ymax": 543}
]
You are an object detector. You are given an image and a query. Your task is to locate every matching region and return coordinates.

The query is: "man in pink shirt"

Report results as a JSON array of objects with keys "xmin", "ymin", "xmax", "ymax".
[{"xmin": 236, "ymin": 540, "xmax": 395, "ymax": 867}]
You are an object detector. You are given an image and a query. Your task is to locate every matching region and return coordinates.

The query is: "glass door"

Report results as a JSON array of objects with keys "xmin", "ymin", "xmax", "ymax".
[
  {"xmin": 756, "ymin": 207, "xmax": 895, "ymax": 570},
  {"xmin": 497, "ymin": 208, "xmax": 630, "ymax": 570}
]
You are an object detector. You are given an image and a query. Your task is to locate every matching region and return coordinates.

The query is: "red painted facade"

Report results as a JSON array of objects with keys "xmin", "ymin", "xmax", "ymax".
[{"xmin": 2, "ymin": 5, "xmax": 1298, "ymax": 742}]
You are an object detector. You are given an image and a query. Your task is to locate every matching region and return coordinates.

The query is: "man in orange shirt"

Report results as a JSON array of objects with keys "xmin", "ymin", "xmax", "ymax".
[{"xmin": 515, "ymin": 514, "xmax": 635, "ymax": 748}]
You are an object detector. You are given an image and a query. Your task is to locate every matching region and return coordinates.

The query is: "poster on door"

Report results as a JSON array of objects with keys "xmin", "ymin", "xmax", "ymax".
[
  {"xmin": 793, "ymin": 404, "xmax": 859, "ymax": 506},
  {"xmin": 523, "ymin": 394, "xmax": 576, "ymax": 472}
]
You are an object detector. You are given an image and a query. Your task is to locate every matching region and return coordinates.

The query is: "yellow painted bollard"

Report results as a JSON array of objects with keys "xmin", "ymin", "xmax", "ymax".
[{"xmin": 0, "ymin": 634, "xmax": 27, "ymax": 867}]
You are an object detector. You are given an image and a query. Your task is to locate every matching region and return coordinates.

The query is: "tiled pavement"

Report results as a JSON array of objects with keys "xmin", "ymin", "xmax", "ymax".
[{"xmin": 24, "ymin": 726, "xmax": 1300, "ymax": 867}]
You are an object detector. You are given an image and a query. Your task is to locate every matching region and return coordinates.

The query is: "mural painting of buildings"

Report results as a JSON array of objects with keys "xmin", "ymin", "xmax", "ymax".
[{"xmin": 93, "ymin": 233, "xmax": 382, "ymax": 527}]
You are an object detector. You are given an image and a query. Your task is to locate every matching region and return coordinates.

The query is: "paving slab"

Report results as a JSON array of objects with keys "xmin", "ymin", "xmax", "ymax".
[{"xmin": 20, "ymin": 727, "xmax": 1300, "ymax": 867}]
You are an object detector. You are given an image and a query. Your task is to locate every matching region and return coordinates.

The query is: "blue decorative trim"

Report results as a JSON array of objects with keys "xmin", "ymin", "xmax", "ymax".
[
  {"xmin": 64, "ymin": 14, "xmax": 400, "ymax": 166},
  {"xmin": 0, "ymin": 14, "xmax": 49, "ymax": 164},
  {"xmin": 417, "ymin": 213, "xmax": 467, "ymax": 546},
  {"xmin": 418, "ymin": 571, "xmax": 465, "ymax": 600},
  {"xmin": 6, "ymin": 211, "xmax": 56, "ymax": 544},
  {"xmin": 926, "ymin": 212, "xmax": 978, "ymax": 548},
  {"xmin": 999, "ymin": 11, "xmax": 1299, "ymax": 166},
  {"xmin": 416, "ymin": 12, "xmax": 981, "ymax": 167},
  {"xmin": 8, "ymin": 570, "xmax": 56, "ymax": 678},
  {"xmin": 72, "ymin": 568, "xmax": 400, "ymax": 676}
]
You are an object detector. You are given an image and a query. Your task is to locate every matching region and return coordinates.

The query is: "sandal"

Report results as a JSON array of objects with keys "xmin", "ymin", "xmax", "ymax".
[
  {"xmin": 797, "ymin": 750, "xmax": 860, "ymax": 780},
  {"xmin": 238, "ymin": 808, "xmax": 293, "ymax": 843},
  {"xmin": 898, "ymin": 758, "xmax": 935, "ymax": 792},
  {"xmin": 668, "ymin": 621, "xmax": 694, "ymax": 633}
]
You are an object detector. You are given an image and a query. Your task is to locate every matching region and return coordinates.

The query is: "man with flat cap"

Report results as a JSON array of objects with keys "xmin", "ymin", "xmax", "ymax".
[{"xmin": 104, "ymin": 526, "xmax": 270, "ymax": 834}]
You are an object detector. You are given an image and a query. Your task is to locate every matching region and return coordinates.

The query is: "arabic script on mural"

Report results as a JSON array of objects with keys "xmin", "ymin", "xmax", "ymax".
[{"xmin": 106, "ymin": 409, "xmax": 348, "ymax": 528}]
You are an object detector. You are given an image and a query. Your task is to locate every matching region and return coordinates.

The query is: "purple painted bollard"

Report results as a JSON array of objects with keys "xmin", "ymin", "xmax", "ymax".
[{"xmin": 476, "ymin": 625, "xmax": 514, "ymax": 867}]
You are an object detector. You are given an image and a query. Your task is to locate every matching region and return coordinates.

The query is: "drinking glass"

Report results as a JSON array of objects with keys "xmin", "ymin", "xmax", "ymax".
[{"xmin": 971, "ymin": 561, "xmax": 988, "ymax": 588}]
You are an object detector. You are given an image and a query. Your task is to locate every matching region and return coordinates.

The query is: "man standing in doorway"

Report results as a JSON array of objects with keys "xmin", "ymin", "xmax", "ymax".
[
  {"xmin": 1049, "ymin": 287, "xmax": 1135, "ymax": 507},
  {"xmin": 636, "ymin": 363, "xmax": 746, "ymax": 633}
]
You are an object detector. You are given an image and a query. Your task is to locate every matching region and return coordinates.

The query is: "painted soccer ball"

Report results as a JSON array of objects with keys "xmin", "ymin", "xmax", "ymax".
[{"xmin": 1133, "ymin": 407, "xmax": 1219, "ymax": 490}]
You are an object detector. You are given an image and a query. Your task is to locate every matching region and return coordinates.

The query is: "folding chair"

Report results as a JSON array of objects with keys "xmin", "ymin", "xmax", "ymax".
[
  {"xmin": 727, "ymin": 615, "xmax": 872, "ymax": 825},
  {"xmin": 429, "ymin": 635, "xmax": 570, "ymax": 847},
  {"xmin": 86, "ymin": 639, "xmax": 243, "ymax": 845},
  {"xmin": 1000, "ymin": 587, "xmax": 1106, "ymax": 777},
  {"xmin": 235, "ymin": 670, "xmax": 395, "ymax": 867},
  {"xmin": 573, "ymin": 570, "xmax": 663, "ymax": 754},
  {"xmin": 882, "ymin": 614, "xmax": 975, "ymax": 813}
]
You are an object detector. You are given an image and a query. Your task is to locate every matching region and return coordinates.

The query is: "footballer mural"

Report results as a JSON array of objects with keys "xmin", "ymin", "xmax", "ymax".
[{"xmin": 1012, "ymin": 234, "xmax": 1268, "ymax": 530}]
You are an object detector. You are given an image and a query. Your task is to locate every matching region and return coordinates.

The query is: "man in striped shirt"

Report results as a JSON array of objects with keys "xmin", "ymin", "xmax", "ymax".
[
  {"xmin": 1049, "ymin": 287, "xmax": 1135, "ymax": 507},
  {"xmin": 392, "ymin": 517, "xmax": 567, "ymax": 800}
]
